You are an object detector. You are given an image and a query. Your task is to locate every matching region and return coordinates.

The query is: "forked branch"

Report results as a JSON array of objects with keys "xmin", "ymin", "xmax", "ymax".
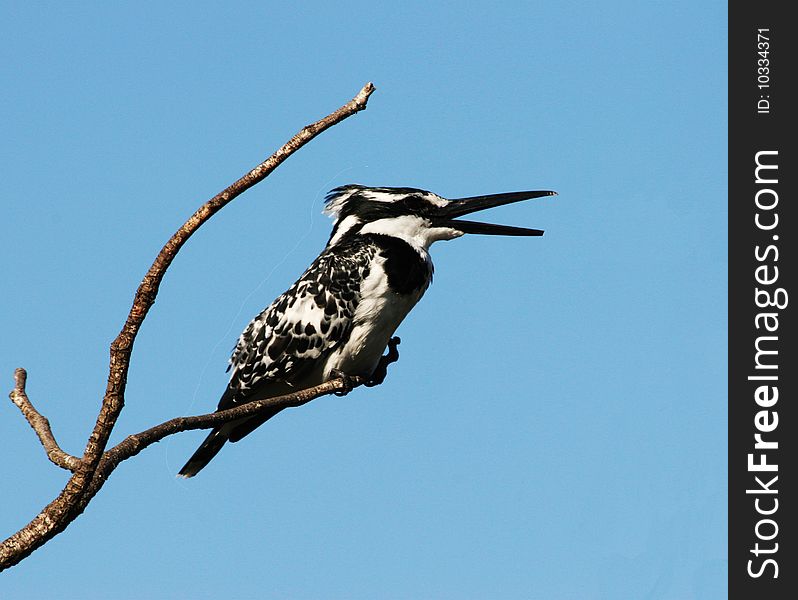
[{"xmin": 1, "ymin": 82, "xmax": 376, "ymax": 572}]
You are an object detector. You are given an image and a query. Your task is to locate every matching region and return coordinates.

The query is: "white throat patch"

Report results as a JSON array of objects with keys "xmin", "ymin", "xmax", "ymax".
[{"xmin": 359, "ymin": 215, "xmax": 463, "ymax": 252}]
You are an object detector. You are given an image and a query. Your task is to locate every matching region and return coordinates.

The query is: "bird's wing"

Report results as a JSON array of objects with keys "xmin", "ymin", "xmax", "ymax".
[{"xmin": 219, "ymin": 240, "xmax": 375, "ymax": 410}]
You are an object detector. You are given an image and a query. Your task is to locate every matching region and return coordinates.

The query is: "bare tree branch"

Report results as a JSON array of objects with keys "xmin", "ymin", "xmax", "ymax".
[
  {"xmin": 97, "ymin": 376, "xmax": 364, "ymax": 482},
  {"xmin": 8, "ymin": 368, "xmax": 83, "ymax": 472},
  {"xmin": 74, "ymin": 373, "xmax": 369, "ymax": 517},
  {"xmin": 1, "ymin": 82, "xmax": 376, "ymax": 572}
]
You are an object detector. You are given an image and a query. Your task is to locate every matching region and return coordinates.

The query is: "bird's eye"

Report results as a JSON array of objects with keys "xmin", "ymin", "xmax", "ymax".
[{"xmin": 402, "ymin": 195, "xmax": 428, "ymax": 214}]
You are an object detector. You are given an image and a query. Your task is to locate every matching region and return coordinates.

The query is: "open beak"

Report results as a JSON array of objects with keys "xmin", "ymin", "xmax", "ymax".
[{"xmin": 433, "ymin": 190, "xmax": 556, "ymax": 236}]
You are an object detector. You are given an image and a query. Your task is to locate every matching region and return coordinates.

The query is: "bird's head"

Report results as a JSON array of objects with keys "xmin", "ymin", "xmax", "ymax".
[{"xmin": 323, "ymin": 185, "xmax": 555, "ymax": 251}]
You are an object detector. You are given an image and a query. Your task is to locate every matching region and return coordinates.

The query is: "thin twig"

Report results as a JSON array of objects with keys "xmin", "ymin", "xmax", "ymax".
[
  {"xmin": 1, "ymin": 82, "xmax": 376, "ymax": 572},
  {"xmin": 8, "ymin": 369, "xmax": 83, "ymax": 472},
  {"xmin": 72, "ymin": 374, "xmax": 369, "ymax": 515},
  {"xmin": 102, "ymin": 376, "xmax": 365, "ymax": 478}
]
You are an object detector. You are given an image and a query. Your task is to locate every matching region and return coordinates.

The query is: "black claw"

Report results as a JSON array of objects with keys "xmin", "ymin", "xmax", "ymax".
[
  {"xmin": 331, "ymin": 368, "xmax": 356, "ymax": 396},
  {"xmin": 386, "ymin": 336, "xmax": 400, "ymax": 363},
  {"xmin": 365, "ymin": 336, "xmax": 401, "ymax": 387}
]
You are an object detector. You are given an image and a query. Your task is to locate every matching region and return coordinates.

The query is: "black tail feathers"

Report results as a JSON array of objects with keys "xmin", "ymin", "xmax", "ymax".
[
  {"xmin": 178, "ymin": 427, "xmax": 229, "ymax": 478},
  {"xmin": 177, "ymin": 407, "xmax": 285, "ymax": 477}
]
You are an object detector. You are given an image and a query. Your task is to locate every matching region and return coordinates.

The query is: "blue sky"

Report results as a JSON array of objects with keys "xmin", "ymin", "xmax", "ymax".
[{"xmin": 1, "ymin": 2, "xmax": 726, "ymax": 598}]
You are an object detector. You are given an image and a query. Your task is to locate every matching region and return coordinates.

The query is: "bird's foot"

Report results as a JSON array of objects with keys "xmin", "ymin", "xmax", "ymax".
[
  {"xmin": 364, "ymin": 336, "xmax": 401, "ymax": 387},
  {"xmin": 331, "ymin": 369, "xmax": 357, "ymax": 396}
]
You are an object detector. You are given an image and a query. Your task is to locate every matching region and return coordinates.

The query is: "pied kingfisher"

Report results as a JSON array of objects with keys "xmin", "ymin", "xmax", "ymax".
[{"xmin": 179, "ymin": 185, "xmax": 555, "ymax": 477}]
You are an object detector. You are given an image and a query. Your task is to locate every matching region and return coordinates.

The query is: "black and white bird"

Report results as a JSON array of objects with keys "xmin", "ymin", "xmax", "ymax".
[{"xmin": 178, "ymin": 184, "xmax": 555, "ymax": 477}]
